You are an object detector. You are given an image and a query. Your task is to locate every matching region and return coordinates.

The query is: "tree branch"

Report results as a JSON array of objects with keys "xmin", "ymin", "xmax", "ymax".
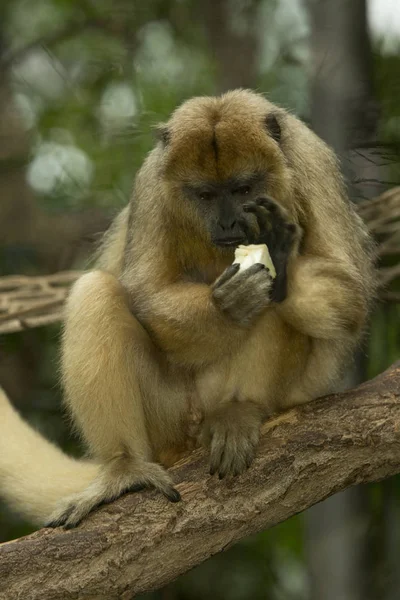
[
  {"xmin": 1, "ymin": 362, "xmax": 400, "ymax": 599},
  {"xmin": 0, "ymin": 271, "xmax": 82, "ymax": 334}
]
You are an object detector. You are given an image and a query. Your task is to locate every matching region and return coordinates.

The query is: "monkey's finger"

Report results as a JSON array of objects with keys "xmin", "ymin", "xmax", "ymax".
[
  {"xmin": 209, "ymin": 430, "xmax": 227, "ymax": 476},
  {"xmin": 257, "ymin": 197, "xmax": 296, "ymax": 244},
  {"xmin": 234, "ymin": 426, "xmax": 259, "ymax": 475},
  {"xmin": 139, "ymin": 464, "xmax": 182, "ymax": 502},
  {"xmin": 46, "ymin": 498, "xmax": 101, "ymax": 529},
  {"xmin": 161, "ymin": 486, "xmax": 181, "ymax": 503},
  {"xmin": 228, "ymin": 434, "xmax": 257, "ymax": 477},
  {"xmin": 257, "ymin": 196, "xmax": 280, "ymax": 214},
  {"xmin": 217, "ymin": 439, "xmax": 234, "ymax": 478},
  {"xmin": 213, "ymin": 263, "xmax": 267, "ymax": 307},
  {"xmin": 212, "ymin": 263, "xmax": 240, "ymax": 290},
  {"xmin": 270, "ymin": 223, "xmax": 296, "ymax": 257},
  {"xmin": 282, "ymin": 223, "xmax": 299, "ymax": 248},
  {"xmin": 124, "ymin": 481, "xmax": 177, "ymax": 502},
  {"xmin": 257, "ymin": 196, "xmax": 289, "ymax": 220},
  {"xmin": 243, "ymin": 202, "xmax": 271, "ymax": 234},
  {"xmin": 255, "ymin": 197, "xmax": 289, "ymax": 239},
  {"xmin": 237, "ymin": 215, "xmax": 257, "ymax": 244},
  {"xmin": 245, "ymin": 450, "xmax": 256, "ymax": 470},
  {"xmin": 218, "ymin": 434, "xmax": 238, "ymax": 478},
  {"xmin": 241, "ymin": 263, "xmax": 267, "ymax": 276},
  {"xmin": 126, "ymin": 480, "xmax": 180, "ymax": 502},
  {"xmin": 45, "ymin": 504, "xmax": 75, "ymax": 528}
]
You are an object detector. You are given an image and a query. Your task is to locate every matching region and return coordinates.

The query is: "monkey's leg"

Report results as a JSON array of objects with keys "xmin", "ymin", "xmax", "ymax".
[
  {"xmin": 47, "ymin": 271, "xmax": 182, "ymax": 529},
  {"xmin": 197, "ymin": 311, "xmax": 308, "ymax": 478}
]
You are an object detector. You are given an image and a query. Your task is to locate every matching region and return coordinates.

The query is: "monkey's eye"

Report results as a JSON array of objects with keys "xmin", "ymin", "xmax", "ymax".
[
  {"xmin": 233, "ymin": 185, "xmax": 251, "ymax": 196},
  {"xmin": 198, "ymin": 190, "xmax": 215, "ymax": 201}
]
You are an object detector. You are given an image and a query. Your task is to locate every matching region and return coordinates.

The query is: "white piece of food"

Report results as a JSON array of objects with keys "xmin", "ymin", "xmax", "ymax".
[{"xmin": 233, "ymin": 244, "xmax": 276, "ymax": 279}]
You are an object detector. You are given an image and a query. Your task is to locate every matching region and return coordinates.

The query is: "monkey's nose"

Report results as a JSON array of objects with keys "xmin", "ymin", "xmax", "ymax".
[
  {"xmin": 219, "ymin": 219, "xmax": 237, "ymax": 231},
  {"xmin": 213, "ymin": 220, "xmax": 246, "ymax": 247}
]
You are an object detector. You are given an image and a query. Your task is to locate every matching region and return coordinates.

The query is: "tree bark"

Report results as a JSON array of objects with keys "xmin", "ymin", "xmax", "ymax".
[{"xmin": 0, "ymin": 363, "xmax": 400, "ymax": 599}]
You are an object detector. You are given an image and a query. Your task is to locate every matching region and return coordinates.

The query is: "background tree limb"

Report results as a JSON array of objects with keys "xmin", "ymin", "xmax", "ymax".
[{"xmin": 1, "ymin": 361, "xmax": 399, "ymax": 600}]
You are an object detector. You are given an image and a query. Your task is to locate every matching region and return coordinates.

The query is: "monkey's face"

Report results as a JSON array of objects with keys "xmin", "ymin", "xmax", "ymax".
[
  {"xmin": 183, "ymin": 173, "xmax": 267, "ymax": 247},
  {"xmin": 157, "ymin": 90, "xmax": 293, "ymax": 249}
]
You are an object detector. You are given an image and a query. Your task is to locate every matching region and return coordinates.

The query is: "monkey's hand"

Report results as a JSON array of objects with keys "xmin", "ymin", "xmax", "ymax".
[
  {"xmin": 243, "ymin": 197, "xmax": 302, "ymax": 303},
  {"xmin": 45, "ymin": 461, "xmax": 180, "ymax": 529},
  {"xmin": 211, "ymin": 262, "xmax": 273, "ymax": 326},
  {"xmin": 201, "ymin": 402, "xmax": 263, "ymax": 478}
]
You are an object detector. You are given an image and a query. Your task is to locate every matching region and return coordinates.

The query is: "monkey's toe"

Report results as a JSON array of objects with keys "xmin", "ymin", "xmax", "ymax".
[
  {"xmin": 45, "ymin": 462, "xmax": 180, "ymax": 529},
  {"xmin": 257, "ymin": 196, "xmax": 286, "ymax": 215},
  {"xmin": 243, "ymin": 196, "xmax": 301, "ymax": 254},
  {"xmin": 45, "ymin": 505, "xmax": 75, "ymax": 528},
  {"xmin": 212, "ymin": 430, "xmax": 258, "ymax": 479},
  {"xmin": 137, "ymin": 461, "xmax": 181, "ymax": 502},
  {"xmin": 204, "ymin": 406, "xmax": 261, "ymax": 479},
  {"xmin": 45, "ymin": 496, "xmax": 98, "ymax": 529}
]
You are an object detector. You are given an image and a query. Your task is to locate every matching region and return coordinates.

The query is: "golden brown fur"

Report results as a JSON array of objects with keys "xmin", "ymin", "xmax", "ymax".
[{"xmin": 0, "ymin": 90, "xmax": 375, "ymax": 527}]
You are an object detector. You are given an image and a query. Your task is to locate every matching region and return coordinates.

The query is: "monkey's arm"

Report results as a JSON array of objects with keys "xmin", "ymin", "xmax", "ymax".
[
  {"xmin": 244, "ymin": 198, "xmax": 369, "ymax": 342},
  {"xmin": 136, "ymin": 264, "xmax": 272, "ymax": 368},
  {"xmin": 137, "ymin": 283, "xmax": 242, "ymax": 367},
  {"xmin": 273, "ymin": 254, "xmax": 370, "ymax": 407},
  {"xmin": 49, "ymin": 270, "xmax": 181, "ymax": 528},
  {"xmin": 278, "ymin": 256, "xmax": 367, "ymax": 341}
]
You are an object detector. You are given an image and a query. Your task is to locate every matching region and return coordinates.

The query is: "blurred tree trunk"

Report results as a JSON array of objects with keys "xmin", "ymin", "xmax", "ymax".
[
  {"xmin": 202, "ymin": 0, "xmax": 261, "ymax": 93},
  {"xmin": 305, "ymin": 1, "xmax": 381, "ymax": 599},
  {"xmin": 381, "ymin": 479, "xmax": 400, "ymax": 600}
]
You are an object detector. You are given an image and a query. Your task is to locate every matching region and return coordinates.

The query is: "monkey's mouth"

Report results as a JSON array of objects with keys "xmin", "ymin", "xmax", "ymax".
[{"xmin": 213, "ymin": 237, "xmax": 246, "ymax": 247}]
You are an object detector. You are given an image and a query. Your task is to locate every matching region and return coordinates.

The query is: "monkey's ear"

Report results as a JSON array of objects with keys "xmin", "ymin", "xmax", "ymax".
[
  {"xmin": 154, "ymin": 123, "xmax": 170, "ymax": 146},
  {"xmin": 265, "ymin": 114, "xmax": 281, "ymax": 143}
]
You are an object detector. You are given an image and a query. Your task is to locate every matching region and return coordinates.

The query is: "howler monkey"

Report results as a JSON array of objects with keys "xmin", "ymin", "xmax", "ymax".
[{"xmin": 0, "ymin": 90, "xmax": 375, "ymax": 528}]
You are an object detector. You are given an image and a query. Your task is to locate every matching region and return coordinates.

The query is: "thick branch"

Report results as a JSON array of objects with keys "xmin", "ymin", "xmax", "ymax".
[{"xmin": 1, "ymin": 362, "xmax": 400, "ymax": 599}]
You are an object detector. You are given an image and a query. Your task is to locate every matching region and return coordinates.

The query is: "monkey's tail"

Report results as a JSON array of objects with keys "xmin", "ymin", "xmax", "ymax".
[{"xmin": 0, "ymin": 387, "xmax": 99, "ymax": 525}]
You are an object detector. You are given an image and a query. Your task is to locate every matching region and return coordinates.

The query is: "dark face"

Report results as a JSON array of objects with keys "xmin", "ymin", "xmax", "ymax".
[{"xmin": 184, "ymin": 172, "xmax": 266, "ymax": 247}]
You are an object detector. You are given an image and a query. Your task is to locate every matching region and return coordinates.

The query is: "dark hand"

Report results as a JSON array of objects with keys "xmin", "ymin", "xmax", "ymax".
[
  {"xmin": 212, "ymin": 262, "xmax": 273, "ymax": 327},
  {"xmin": 241, "ymin": 196, "xmax": 301, "ymax": 302}
]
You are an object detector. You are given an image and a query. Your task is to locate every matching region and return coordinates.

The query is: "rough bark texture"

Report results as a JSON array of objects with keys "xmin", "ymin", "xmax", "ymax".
[{"xmin": 1, "ymin": 363, "xmax": 400, "ymax": 600}]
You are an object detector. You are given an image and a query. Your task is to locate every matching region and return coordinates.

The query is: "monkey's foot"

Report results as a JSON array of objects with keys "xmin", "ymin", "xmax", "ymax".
[
  {"xmin": 201, "ymin": 402, "xmax": 263, "ymax": 479},
  {"xmin": 243, "ymin": 196, "xmax": 302, "ymax": 302},
  {"xmin": 45, "ymin": 461, "xmax": 180, "ymax": 529}
]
